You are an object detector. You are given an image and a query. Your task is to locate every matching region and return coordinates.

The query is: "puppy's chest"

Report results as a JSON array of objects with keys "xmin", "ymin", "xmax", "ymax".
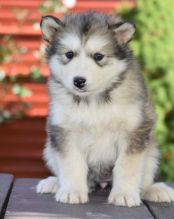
[
  {"xmin": 51, "ymin": 98, "xmax": 142, "ymax": 132},
  {"xmin": 51, "ymin": 99, "xmax": 142, "ymax": 166}
]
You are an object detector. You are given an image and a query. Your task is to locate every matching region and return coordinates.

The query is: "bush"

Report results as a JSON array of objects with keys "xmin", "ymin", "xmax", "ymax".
[{"xmin": 117, "ymin": 0, "xmax": 174, "ymax": 181}]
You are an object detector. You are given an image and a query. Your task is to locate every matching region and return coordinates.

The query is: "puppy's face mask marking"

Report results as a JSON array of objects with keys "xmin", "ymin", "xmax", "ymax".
[{"xmin": 41, "ymin": 13, "xmax": 135, "ymax": 97}]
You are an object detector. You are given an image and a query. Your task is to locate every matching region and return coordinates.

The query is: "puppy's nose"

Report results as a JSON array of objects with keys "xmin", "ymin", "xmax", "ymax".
[{"xmin": 73, "ymin": 77, "xmax": 86, "ymax": 89}]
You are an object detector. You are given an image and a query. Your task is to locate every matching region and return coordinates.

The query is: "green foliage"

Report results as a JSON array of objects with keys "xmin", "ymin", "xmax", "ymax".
[
  {"xmin": 39, "ymin": 0, "xmax": 67, "ymax": 14},
  {"xmin": 117, "ymin": 0, "xmax": 174, "ymax": 180},
  {"xmin": 0, "ymin": 36, "xmax": 32, "ymax": 124},
  {"xmin": 30, "ymin": 67, "xmax": 46, "ymax": 83},
  {"xmin": 0, "ymin": 0, "xmax": 68, "ymax": 124},
  {"xmin": 0, "ymin": 74, "xmax": 32, "ymax": 124},
  {"xmin": 0, "ymin": 36, "xmax": 19, "ymax": 63},
  {"xmin": 12, "ymin": 84, "xmax": 32, "ymax": 98}
]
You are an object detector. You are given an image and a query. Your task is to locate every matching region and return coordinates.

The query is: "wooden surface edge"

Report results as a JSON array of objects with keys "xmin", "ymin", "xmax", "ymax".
[{"xmin": 0, "ymin": 174, "xmax": 14, "ymax": 219}]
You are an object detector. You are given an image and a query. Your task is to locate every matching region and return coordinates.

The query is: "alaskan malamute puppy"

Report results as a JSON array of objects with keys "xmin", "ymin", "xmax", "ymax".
[{"xmin": 37, "ymin": 12, "xmax": 174, "ymax": 206}]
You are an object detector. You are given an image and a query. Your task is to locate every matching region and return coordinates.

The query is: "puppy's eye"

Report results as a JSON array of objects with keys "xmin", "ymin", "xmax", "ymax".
[
  {"xmin": 93, "ymin": 53, "xmax": 104, "ymax": 62},
  {"xmin": 65, "ymin": 51, "xmax": 74, "ymax": 60}
]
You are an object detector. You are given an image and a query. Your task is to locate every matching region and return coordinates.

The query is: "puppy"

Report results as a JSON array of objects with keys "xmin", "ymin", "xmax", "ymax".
[{"xmin": 37, "ymin": 11, "xmax": 174, "ymax": 207}]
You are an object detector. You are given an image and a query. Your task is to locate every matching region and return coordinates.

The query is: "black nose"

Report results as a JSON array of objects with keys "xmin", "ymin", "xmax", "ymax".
[{"xmin": 73, "ymin": 77, "xmax": 86, "ymax": 89}]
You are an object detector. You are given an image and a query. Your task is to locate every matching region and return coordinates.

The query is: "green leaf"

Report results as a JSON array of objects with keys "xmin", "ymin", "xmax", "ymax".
[{"xmin": 12, "ymin": 85, "xmax": 32, "ymax": 98}]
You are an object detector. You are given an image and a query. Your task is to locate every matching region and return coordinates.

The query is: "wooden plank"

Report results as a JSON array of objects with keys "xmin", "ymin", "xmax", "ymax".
[
  {"xmin": 144, "ymin": 184, "xmax": 174, "ymax": 219},
  {"xmin": 0, "ymin": 174, "xmax": 14, "ymax": 219},
  {"xmin": 5, "ymin": 179, "xmax": 154, "ymax": 219}
]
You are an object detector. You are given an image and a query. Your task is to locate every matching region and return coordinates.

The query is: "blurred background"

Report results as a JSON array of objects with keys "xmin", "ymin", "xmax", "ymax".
[{"xmin": 0, "ymin": 0, "xmax": 174, "ymax": 180}]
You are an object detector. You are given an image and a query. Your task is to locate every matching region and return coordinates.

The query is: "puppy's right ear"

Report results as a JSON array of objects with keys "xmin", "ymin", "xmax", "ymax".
[{"xmin": 40, "ymin": 16, "xmax": 63, "ymax": 42}]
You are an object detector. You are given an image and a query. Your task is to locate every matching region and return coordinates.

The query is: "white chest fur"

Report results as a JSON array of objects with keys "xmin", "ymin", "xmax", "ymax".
[
  {"xmin": 50, "ymin": 92, "xmax": 142, "ymax": 132},
  {"xmin": 49, "ymin": 92, "xmax": 142, "ymax": 168}
]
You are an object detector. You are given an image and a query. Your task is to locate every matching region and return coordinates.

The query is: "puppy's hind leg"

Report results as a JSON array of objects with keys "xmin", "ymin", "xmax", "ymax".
[
  {"xmin": 37, "ymin": 142, "xmax": 60, "ymax": 194},
  {"xmin": 141, "ymin": 144, "xmax": 174, "ymax": 202},
  {"xmin": 37, "ymin": 176, "xmax": 59, "ymax": 194},
  {"xmin": 143, "ymin": 182, "xmax": 174, "ymax": 203}
]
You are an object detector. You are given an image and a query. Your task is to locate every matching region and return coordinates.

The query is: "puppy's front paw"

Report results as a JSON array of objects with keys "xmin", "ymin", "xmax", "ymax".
[
  {"xmin": 108, "ymin": 190, "xmax": 141, "ymax": 207},
  {"xmin": 37, "ymin": 177, "xmax": 58, "ymax": 194},
  {"xmin": 55, "ymin": 187, "xmax": 88, "ymax": 204}
]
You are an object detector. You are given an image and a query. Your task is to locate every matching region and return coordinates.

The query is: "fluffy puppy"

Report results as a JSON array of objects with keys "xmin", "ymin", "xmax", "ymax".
[{"xmin": 37, "ymin": 11, "xmax": 174, "ymax": 207}]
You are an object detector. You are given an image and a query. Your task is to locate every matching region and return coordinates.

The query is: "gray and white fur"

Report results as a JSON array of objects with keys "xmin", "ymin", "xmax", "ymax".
[{"xmin": 37, "ymin": 12, "xmax": 174, "ymax": 206}]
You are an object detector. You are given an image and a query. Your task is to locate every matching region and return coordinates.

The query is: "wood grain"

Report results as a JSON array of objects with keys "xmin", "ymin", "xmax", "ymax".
[{"xmin": 5, "ymin": 178, "xmax": 154, "ymax": 219}]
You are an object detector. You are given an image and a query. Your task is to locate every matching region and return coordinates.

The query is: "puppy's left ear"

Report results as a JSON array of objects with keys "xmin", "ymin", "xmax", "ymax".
[
  {"xmin": 40, "ymin": 15, "xmax": 64, "ymax": 43},
  {"xmin": 112, "ymin": 22, "xmax": 136, "ymax": 45}
]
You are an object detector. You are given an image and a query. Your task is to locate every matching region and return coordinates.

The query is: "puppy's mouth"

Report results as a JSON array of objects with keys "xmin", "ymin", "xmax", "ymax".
[
  {"xmin": 73, "ymin": 87, "xmax": 89, "ymax": 96},
  {"xmin": 74, "ymin": 87, "xmax": 86, "ymax": 92}
]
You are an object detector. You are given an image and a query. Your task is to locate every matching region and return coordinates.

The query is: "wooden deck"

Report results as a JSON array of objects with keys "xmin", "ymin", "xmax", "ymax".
[{"xmin": 0, "ymin": 174, "xmax": 174, "ymax": 219}]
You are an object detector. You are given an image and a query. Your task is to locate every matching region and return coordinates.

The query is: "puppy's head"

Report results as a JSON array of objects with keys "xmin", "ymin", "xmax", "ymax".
[{"xmin": 41, "ymin": 12, "xmax": 135, "ymax": 97}]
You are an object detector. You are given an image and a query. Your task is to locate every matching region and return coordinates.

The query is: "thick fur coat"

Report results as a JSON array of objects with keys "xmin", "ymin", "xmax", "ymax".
[{"xmin": 37, "ymin": 12, "xmax": 174, "ymax": 206}]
